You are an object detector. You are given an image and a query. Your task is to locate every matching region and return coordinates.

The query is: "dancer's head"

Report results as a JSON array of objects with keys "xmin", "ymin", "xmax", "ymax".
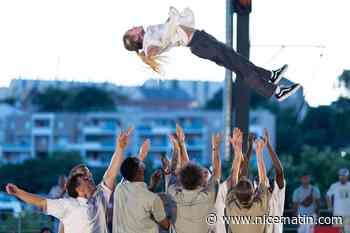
[
  {"xmin": 179, "ymin": 162, "xmax": 203, "ymax": 190},
  {"xmin": 120, "ymin": 157, "xmax": 145, "ymax": 182},
  {"xmin": 234, "ymin": 178, "xmax": 254, "ymax": 207},
  {"xmin": 123, "ymin": 26, "xmax": 145, "ymax": 52},
  {"xmin": 66, "ymin": 164, "xmax": 96, "ymax": 198}
]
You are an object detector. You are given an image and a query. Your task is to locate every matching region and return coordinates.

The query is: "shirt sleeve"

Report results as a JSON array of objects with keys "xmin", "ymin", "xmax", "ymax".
[
  {"xmin": 46, "ymin": 198, "xmax": 68, "ymax": 220},
  {"xmin": 151, "ymin": 195, "xmax": 167, "ymax": 222},
  {"xmin": 327, "ymin": 184, "xmax": 336, "ymax": 197},
  {"xmin": 205, "ymin": 176, "xmax": 219, "ymax": 203},
  {"xmin": 100, "ymin": 182, "xmax": 113, "ymax": 203}
]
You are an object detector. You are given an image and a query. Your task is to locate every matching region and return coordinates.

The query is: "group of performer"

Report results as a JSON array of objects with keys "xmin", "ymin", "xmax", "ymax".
[
  {"xmin": 5, "ymin": 6, "xmax": 306, "ymax": 233},
  {"xmin": 6, "ymin": 124, "xmax": 286, "ymax": 233}
]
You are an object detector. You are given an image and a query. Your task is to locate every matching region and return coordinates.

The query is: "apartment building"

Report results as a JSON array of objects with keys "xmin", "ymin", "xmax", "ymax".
[{"xmin": 0, "ymin": 109, "xmax": 275, "ymax": 168}]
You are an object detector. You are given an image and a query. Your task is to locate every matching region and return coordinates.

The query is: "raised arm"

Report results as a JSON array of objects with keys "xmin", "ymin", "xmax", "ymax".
[
  {"xmin": 139, "ymin": 138, "xmax": 151, "ymax": 162},
  {"xmin": 168, "ymin": 134, "xmax": 181, "ymax": 174},
  {"xmin": 264, "ymin": 128, "xmax": 284, "ymax": 189},
  {"xmin": 103, "ymin": 127, "xmax": 133, "ymax": 190},
  {"xmin": 240, "ymin": 132, "xmax": 256, "ymax": 178},
  {"xmin": 255, "ymin": 139, "xmax": 268, "ymax": 186},
  {"xmin": 6, "ymin": 184, "xmax": 47, "ymax": 210},
  {"xmin": 228, "ymin": 128, "xmax": 244, "ymax": 188},
  {"xmin": 176, "ymin": 123, "xmax": 189, "ymax": 166},
  {"xmin": 211, "ymin": 133, "xmax": 222, "ymax": 180}
]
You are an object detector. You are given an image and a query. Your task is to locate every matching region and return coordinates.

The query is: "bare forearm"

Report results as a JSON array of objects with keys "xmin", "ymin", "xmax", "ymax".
[
  {"xmin": 257, "ymin": 153, "xmax": 267, "ymax": 185},
  {"xmin": 212, "ymin": 149, "xmax": 221, "ymax": 180},
  {"xmin": 170, "ymin": 148, "xmax": 180, "ymax": 173},
  {"xmin": 103, "ymin": 147, "xmax": 124, "ymax": 189},
  {"xmin": 179, "ymin": 143, "xmax": 189, "ymax": 167},
  {"xmin": 230, "ymin": 149, "xmax": 243, "ymax": 185},
  {"xmin": 267, "ymin": 142, "xmax": 284, "ymax": 187},
  {"xmin": 15, "ymin": 189, "xmax": 46, "ymax": 209}
]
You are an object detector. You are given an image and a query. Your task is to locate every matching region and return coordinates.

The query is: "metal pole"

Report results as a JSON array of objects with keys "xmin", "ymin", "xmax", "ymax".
[
  {"xmin": 235, "ymin": 4, "xmax": 251, "ymax": 153},
  {"xmin": 223, "ymin": 0, "xmax": 234, "ymax": 161}
]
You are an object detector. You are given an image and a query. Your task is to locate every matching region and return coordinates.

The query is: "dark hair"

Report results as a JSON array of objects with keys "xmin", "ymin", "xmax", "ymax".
[
  {"xmin": 66, "ymin": 174, "xmax": 83, "ymax": 198},
  {"xmin": 123, "ymin": 33, "xmax": 143, "ymax": 52},
  {"xmin": 234, "ymin": 178, "xmax": 254, "ymax": 205},
  {"xmin": 40, "ymin": 227, "xmax": 52, "ymax": 233},
  {"xmin": 121, "ymin": 157, "xmax": 141, "ymax": 181},
  {"xmin": 179, "ymin": 162, "xmax": 203, "ymax": 190},
  {"xmin": 69, "ymin": 164, "xmax": 88, "ymax": 177}
]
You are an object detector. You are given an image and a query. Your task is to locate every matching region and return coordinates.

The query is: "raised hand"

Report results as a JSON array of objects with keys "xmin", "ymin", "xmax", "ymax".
[
  {"xmin": 212, "ymin": 133, "xmax": 221, "ymax": 150},
  {"xmin": 176, "ymin": 123, "xmax": 185, "ymax": 144},
  {"xmin": 263, "ymin": 128, "xmax": 270, "ymax": 145},
  {"xmin": 139, "ymin": 139, "xmax": 150, "ymax": 161},
  {"xmin": 149, "ymin": 170, "xmax": 162, "ymax": 192},
  {"xmin": 229, "ymin": 128, "xmax": 243, "ymax": 151},
  {"xmin": 248, "ymin": 132, "xmax": 256, "ymax": 145},
  {"xmin": 6, "ymin": 183, "xmax": 19, "ymax": 196},
  {"xmin": 255, "ymin": 139, "xmax": 266, "ymax": 155},
  {"xmin": 160, "ymin": 154, "xmax": 170, "ymax": 174},
  {"xmin": 117, "ymin": 126, "xmax": 133, "ymax": 150},
  {"xmin": 168, "ymin": 134, "xmax": 180, "ymax": 152}
]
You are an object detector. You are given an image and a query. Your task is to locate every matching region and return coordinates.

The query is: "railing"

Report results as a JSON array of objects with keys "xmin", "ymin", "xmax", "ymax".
[{"xmin": 0, "ymin": 210, "xmax": 54, "ymax": 233}]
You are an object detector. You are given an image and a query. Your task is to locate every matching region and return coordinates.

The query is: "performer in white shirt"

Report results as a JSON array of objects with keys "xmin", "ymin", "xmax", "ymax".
[
  {"xmin": 6, "ymin": 127, "xmax": 133, "ymax": 233},
  {"xmin": 123, "ymin": 6, "xmax": 301, "ymax": 102}
]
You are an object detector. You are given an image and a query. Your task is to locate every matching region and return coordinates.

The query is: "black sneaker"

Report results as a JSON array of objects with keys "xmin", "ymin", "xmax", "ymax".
[
  {"xmin": 270, "ymin": 64, "xmax": 288, "ymax": 85},
  {"xmin": 275, "ymin": 83, "xmax": 301, "ymax": 102}
]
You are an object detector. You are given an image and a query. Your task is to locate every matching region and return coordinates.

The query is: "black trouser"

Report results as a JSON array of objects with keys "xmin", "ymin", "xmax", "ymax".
[{"xmin": 188, "ymin": 30, "xmax": 277, "ymax": 98}]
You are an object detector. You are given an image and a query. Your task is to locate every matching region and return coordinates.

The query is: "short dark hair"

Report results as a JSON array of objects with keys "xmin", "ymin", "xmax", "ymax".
[
  {"xmin": 120, "ymin": 157, "xmax": 141, "ymax": 182},
  {"xmin": 66, "ymin": 174, "xmax": 83, "ymax": 198},
  {"xmin": 40, "ymin": 227, "xmax": 52, "ymax": 233},
  {"xmin": 123, "ymin": 33, "xmax": 143, "ymax": 52},
  {"xmin": 234, "ymin": 178, "xmax": 254, "ymax": 206},
  {"xmin": 179, "ymin": 162, "xmax": 203, "ymax": 190}
]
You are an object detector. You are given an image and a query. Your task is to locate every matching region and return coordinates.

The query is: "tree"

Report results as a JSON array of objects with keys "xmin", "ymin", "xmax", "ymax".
[
  {"xmin": 65, "ymin": 87, "xmax": 116, "ymax": 112},
  {"xmin": 32, "ymin": 87, "xmax": 70, "ymax": 112},
  {"xmin": 338, "ymin": 70, "xmax": 350, "ymax": 91},
  {"xmin": 0, "ymin": 152, "xmax": 82, "ymax": 193}
]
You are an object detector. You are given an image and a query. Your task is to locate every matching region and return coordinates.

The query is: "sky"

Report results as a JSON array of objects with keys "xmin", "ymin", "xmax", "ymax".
[{"xmin": 0, "ymin": 0, "xmax": 349, "ymax": 106}]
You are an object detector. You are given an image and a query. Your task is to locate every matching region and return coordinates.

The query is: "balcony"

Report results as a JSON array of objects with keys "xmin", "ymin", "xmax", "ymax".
[{"xmin": 82, "ymin": 123, "xmax": 117, "ymax": 135}]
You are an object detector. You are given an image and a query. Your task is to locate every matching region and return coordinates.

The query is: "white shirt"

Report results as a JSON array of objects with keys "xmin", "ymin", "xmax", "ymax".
[
  {"xmin": 112, "ymin": 181, "xmax": 167, "ymax": 233},
  {"xmin": 46, "ymin": 183, "xmax": 112, "ymax": 233},
  {"xmin": 143, "ymin": 6, "xmax": 195, "ymax": 57},
  {"xmin": 214, "ymin": 181, "xmax": 228, "ymax": 233},
  {"xmin": 327, "ymin": 181, "xmax": 350, "ymax": 216},
  {"xmin": 266, "ymin": 180, "xmax": 286, "ymax": 233}
]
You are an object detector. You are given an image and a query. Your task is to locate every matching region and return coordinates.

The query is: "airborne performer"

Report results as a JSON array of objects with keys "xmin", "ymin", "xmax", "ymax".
[{"xmin": 123, "ymin": 7, "xmax": 301, "ymax": 102}]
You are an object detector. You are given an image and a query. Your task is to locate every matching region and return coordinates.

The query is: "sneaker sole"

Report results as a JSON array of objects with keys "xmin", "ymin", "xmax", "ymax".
[
  {"xmin": 277, "ymin": 84, "xmax": 301, "ymax": 102},
  {"xmin": 273, "ymin": 64, "xmax": 289, "ymax": 85}
]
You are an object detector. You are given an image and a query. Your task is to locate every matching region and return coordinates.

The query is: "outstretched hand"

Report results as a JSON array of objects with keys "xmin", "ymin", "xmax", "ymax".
[
  {"xmin": 263, "ymin": 128, "xmax": 270, "ymax": 145},
  {"xmin": 139, "ymin": 139, "xmax": 150, "ymax": 161},
  {"xmin": 212, "ymin": 133, "xmax": 221, "ymax": 150},
  {"xmin": 229, "ymin": 128, "xmax": 243, "ymax": 151},
  {"xmin": 176, "ymin": 123, "xmax": 185, "ymax": 144},
  {"xmin": 6, "ymin": 183, "xmax": 19, "ymax": 196},
  {"xmin": 168, "ymin": 134, "xmax": 180, "ymax": 151},
  {"xmin": 117, "ymin": 126, "xmax": 133, "ymax": 150},
  {"xmin": 255, "ymin": 138, "xmax": 266, "ymax": 155}
]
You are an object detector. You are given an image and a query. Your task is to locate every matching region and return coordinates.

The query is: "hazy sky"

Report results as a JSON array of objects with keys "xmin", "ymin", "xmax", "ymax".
[{"xmin": 0, "ymin": 0, "xmax": 349, "ymax": 106}]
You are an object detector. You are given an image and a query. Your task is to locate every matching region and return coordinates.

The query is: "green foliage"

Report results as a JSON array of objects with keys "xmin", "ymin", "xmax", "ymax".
[
  {"xmin": 0, "ymin": 152, "xmax": 82, "ymax": 193},
  {"xmin": 32, "ymin": 87, "xmax": 116, "ymax": 112},
  {"xmin": 338, "ymin": 70, "xmax": 350, "ymax": 90}
]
